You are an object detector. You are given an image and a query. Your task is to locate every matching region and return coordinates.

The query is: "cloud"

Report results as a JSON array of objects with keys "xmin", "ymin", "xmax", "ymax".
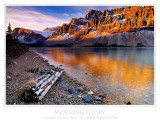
[
  {"xmin": 6, "ymin": 7, "xmax": 70, "ymax": 31},
  {"xmin": 70, "ymin": 12, "xmax": 85, "ymax": 18},
  {"xmin": 64, "ymin": 13, "xmax": 70, "ymax": 17}
]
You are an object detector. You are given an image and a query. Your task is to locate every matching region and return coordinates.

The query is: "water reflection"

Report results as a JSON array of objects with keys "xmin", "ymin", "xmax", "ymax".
[{"xmin": 32, "ymin": 47, "xmax": 154, "ymax": 105}]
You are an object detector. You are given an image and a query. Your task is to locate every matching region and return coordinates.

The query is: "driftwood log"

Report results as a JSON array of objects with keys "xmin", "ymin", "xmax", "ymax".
[{"xmin": 20, "ymin": 67, "xmax": 63, "ymax": 102}]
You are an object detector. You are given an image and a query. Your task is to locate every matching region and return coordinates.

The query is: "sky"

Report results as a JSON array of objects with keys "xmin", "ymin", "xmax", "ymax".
[{"xmin": 6, "ymin": 6, "xmax": 125, "ymax": 31}]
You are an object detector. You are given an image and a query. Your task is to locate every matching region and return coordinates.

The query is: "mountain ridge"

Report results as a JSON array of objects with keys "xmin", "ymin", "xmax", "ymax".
[{"xmin": 12, "ymin": 6, "xmax": 154, "ymax": 47}]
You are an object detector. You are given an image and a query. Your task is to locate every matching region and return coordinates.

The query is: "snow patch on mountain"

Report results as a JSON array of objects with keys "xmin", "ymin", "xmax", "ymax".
[
  {"xmin": 118, "ymin": 19, "xmax": 126, "ymax": 24},
  {"xmin": 77, "ymin": 25, "xmax": 84, "ymax": 29},
  {"xmin": 32, "ymin": 30, "xmax": 55, "ymax": 38},
  {"xmin": 18, "ymin": 36, "xmax": 37, "ymax": 44}
]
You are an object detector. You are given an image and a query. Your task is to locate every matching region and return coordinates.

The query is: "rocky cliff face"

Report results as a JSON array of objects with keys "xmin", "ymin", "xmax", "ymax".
[
  {"xmin": 46, "ymin": 6, "xmax": 154, "ymax": 47},
  {"xmin": 43, "ymin": 26, "xmax": 61, "ymax": 32},
  {"xmin": 49, "ymin": 17, "xmax": 89, "ymax": 38}
]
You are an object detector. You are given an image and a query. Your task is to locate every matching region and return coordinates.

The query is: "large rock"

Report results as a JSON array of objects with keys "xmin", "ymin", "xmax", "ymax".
[
  {"xmin": 99, "ymin": 93, "xmax": 105, "ymax": 98},
  {"xmin": 76, "ymin": 87, "xmax": 83, "ymax": 92},
  {"xmin": 77, "ymin": 95, "xmax": 82, "ymax": 98},
  {"xmin": 88, "ymin": 91, "xmax": 94, "ymax": 95},
  {"xmin": 60, "ymin": 84, "xmax": 67, "ymax": 90},
  {"xmin": 82, "ymin": 95, "xmax": 92, "ymax": 103},
  {"xmin": 68, "ymin": 88, "xmax": 75, "ymax": 94},
  {"xmin": 95, "ymin": 96, "xmax": 102, "ymax": 101}
]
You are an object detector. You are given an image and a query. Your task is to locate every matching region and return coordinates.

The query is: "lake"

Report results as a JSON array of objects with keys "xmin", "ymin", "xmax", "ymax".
[{"xmin": 31, "ymin": 47, "xmax": 154, "ymax": 105}]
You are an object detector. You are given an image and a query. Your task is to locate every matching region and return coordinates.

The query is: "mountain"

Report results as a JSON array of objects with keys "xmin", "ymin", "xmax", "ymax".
[
  {"xmin": 12, "ymin": 6, "xmax": 154, "ymax": 47},
  {"xmin": 43, "ymin": 26, "xmax": 61, "ymax": 32},
  {"xmin": 46, "ymin": 6, "xmax": 154, "ymax": 47},
  {"xmin": 12, "ymin": 28, "xmax": 54, "ymax": 44}
]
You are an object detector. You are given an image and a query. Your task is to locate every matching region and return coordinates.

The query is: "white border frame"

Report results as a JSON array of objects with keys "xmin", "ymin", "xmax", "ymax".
[{"xmin": 1, "ymin": 0, "xmax": 159, "ymax": 122}]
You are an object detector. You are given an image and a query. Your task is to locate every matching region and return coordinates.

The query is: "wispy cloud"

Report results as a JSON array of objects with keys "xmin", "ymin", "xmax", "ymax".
[
  {"xmin": 64, "ymin": 12, "xmax": 85, "ymax": 18},
  {"xmin": 64, "ymin": 13, "xmax": 70, "ymax": 17},
  {"xmin": 6, "ymin": 7, "xmax": 70, "ymax": 31},
  {"xmin": 70, "ymin": 12, "xmax": 85, "ymax": 18}
]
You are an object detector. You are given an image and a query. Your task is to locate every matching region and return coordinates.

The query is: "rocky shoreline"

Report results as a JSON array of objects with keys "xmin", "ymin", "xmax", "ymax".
[{"xmin": 6, "ymin": 51, "xmax": 110, "ymax": 105}]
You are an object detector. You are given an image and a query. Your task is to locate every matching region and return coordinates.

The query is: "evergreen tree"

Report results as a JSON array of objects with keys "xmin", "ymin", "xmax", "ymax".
[
  {"xmin": 6, "ymin": 23, "xmax": 13, "ymax": 49},
  {"xmin": 6, "ymin": 23, "xmax": 12, "ymax": 35}
]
